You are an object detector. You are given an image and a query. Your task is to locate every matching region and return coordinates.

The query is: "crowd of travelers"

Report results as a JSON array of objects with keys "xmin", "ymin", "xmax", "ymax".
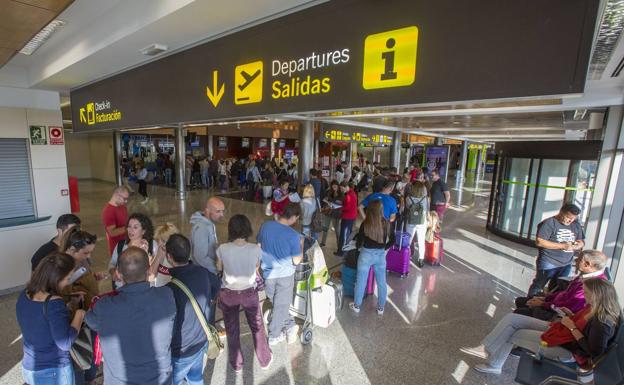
[{"xmin": 15, "ymin": 156, "xmax": 622, "ymax": 384}]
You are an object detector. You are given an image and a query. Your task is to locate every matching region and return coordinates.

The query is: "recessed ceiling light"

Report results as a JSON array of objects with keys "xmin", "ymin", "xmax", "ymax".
[
  {"xmin": 140, "ymin": 44, "xmax": 168, "ymax": 56},
  {"xmin": 20, "ymin": 20, "xmax": 66, "ymax": 55}
]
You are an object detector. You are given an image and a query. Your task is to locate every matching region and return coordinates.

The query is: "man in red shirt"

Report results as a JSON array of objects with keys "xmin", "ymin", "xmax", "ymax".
[
  {"xmin": 335, "ymin": 181, "xmax": 358, "ymax": 256},
  {"xmin": 102, "ymin": 186, "xmax": 130, "ymax": 255}
]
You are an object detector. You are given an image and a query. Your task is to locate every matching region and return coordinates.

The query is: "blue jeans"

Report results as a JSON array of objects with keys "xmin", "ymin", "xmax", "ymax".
[
  {"xmin": 172, "ymin": 343, "xmax": 207, "ymax": 385},
  {"xmin": 337, "ymin": 219, "xmax": 355, "ymax": 253},
  {"xmin": 527, "ymin": 264, "xmax": 572, "ymax": 296},
  {"xmin": 354, "ymin": 247, "xmax": 388, "ymax": 310},
  {"xmin": 302, "ymin": 226, "xmax": 319, "ymax": 241},
  {"xmin": 164, "ymin": 168, "xmax": 172, "ymax": 185},
  {"xmin": 23, "ymin": 365, "xmax": 74, "ymax": 385}
]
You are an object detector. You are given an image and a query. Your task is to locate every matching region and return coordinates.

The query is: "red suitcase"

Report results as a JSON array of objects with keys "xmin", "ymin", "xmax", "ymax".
[
  {"xmin": 366, "ymin": 266, "xmax": 376, "ymax": 295},
  {"xmin": 424, "ymin": 235, "xmax": 443, "ymax": 265}
]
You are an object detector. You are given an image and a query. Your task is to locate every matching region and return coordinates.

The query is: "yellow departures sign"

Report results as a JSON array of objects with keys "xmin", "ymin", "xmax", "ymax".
[
  {"xmin": 206, "ymin": 70, "xmax": 225, "ymax": 107},
  {"xmin": 362, "ymin": 26, "xmax": 419, "ymax": 90}
]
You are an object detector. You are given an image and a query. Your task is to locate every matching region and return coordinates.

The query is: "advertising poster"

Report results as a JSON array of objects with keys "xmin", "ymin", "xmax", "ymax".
[
  {"xmin": 258, "ymin": 138, "xmax": 268, "ymax": 148},
  {"xmin": 29, "ymin": 126, "xmax": 47, "ymax": 145},
  {"xmin": 218, "ymin": 136, "xmax": 227, "ymax": 148},
  {"xmin": 241, "ymin": 137, "xmax": 250, "ymax": 148},
  {"xmin": 425, "ymin": 146, "xmax": 449, "ymax": 181}
]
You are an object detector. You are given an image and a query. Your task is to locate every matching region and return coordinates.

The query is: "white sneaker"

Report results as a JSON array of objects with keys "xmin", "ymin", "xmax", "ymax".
[
  {"xmin": 286, "ymin": 325, "xmax": 299, "ymax": 344},
  {"xmin": 377, "ymin": 307, "xmax": 384, "ymax": 316},
  {"xmin": 460, "ymin": 346, "xmax": 488, "ymax": 360},
  {"xmin": 268, "ymin": 334, "xmax": 285, "ymax": 346},
  {"xmin": 473, "ymin": 364, "xmax": 501, "ymax": 374},
  {"xmin": 349, "ymin": 303, "xmax": 360, "ymax": 313}
]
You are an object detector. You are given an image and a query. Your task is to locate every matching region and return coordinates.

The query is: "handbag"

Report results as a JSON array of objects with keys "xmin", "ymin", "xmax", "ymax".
[
  {"xmin": 169, "ymin": 278, "xmax": 224, "ymax": 359},
  {"xmin": 541, "ymin": 306, "xmax": 591, "ymax": 347},
  {"xmin": 310, "ymin": 198, "xmax": 324, "ymax": 233},
  {"xmin": 44, "ymin": 295, "xmax": 94, "ymax": 370}
]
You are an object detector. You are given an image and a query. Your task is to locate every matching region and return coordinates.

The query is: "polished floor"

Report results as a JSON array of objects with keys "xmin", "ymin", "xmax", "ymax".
[{"xmin": 0, "ymin": 174, "xmax": 539, "ymax": 385}]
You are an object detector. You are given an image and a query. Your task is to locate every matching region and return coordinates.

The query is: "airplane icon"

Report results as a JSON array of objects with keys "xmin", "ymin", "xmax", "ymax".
[
  {"xmin": 235, "ymin": 61, "xmax": 263, "ymax": 105},
  {"xmin": 238, "ymin": 69, "xmax": 261, "ymax": 91}
]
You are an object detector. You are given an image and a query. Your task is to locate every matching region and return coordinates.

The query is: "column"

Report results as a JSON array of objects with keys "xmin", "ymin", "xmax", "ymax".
[
  {"xmin": 207, "ymin": 134, "xmax": 214, "ymax": 159},
  {"xmin": 390, "ymin": 131, "xmax": 402, "ymax": 170},
  {"xmin": 298, "ymin": 120, "xmax": 313, "ymax": 185},
  {"xmin": 456, "ymin": 140, "xmax": 469, "ymax": 189},
  {"xmin": 175, "ymin": 124, "xmax": 186, "ymax": 200},
  {"xmin": 314, "ymin": 139, "xmax": 320, "ymax": 169},
  {"xmin": 113, "ymin": 131, "xmax": 123, "ymax": 186}
]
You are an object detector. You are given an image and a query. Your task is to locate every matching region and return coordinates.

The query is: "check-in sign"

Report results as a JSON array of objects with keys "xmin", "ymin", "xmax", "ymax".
[{"xmin": 235, "ymin": 61, "xmax": 263, "ymax": 105}]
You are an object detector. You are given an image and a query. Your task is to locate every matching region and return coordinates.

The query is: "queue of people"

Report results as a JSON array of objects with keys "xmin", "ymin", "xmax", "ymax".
[{"xmin": 15, "ymin": 160, "xmax": 623, "ymax": 385}]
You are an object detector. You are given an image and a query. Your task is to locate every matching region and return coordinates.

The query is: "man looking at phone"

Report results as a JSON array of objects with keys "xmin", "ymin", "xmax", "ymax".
[
  {"xmin": 528, "ymin": 203, "xmax": 585, "ymax": 296},
  {"xmin": 515, "ymin": 249, "xmax": 607, "ymax": 320}
]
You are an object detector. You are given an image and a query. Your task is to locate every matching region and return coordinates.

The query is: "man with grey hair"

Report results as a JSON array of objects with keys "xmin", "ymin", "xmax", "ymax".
[
  {"xmin": 85, "ymin": 247, "xmax": 176, "ymax": 385},
  {"xmin": 514, "ymin": 249, "xmax": 608, "ymax": 321}
]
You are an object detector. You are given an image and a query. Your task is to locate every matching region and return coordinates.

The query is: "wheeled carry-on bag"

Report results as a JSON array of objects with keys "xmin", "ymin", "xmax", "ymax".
[
  {"xmin": 424, "ymin": 235, "xmax": 443, "ymax": 265},
  {"xmin": 342, "ymin": 265, "xmax": 375, "ymax": 297},
  {"xmin": 366, "ymin": 266, "xmax": 376, "ymax": 295},
  {"xmin": 386, "ymin": 221, "xmax": 411, "ymax": 278},
  {"xmin": 310, "ymin": 284, "xmax": 337, "ymax": 328}
]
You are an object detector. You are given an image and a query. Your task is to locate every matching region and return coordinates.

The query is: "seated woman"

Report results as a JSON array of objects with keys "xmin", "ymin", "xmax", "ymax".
[
  {"xmin": 461, "ymin": 278, "xmax": 621, "ymax": 374},
  {"xmin": 16, "ymin": 252, "xmax": 86, "ymax": 385}
]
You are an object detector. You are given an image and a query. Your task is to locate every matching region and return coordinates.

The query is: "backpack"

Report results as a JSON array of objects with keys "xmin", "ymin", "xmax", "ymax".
[
  {"xmin": 310, "ymin": 199, "xmax": 324, "ymax": 233},
  {"xmin": 406, "ymin": 196, "xmax": 426, "ymax": 225}
]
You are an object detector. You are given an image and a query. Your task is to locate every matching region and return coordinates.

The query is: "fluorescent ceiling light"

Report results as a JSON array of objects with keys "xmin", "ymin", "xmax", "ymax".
[{"xmin": 20, "ymin": 20, "xmax": 66, "ymax": 55}]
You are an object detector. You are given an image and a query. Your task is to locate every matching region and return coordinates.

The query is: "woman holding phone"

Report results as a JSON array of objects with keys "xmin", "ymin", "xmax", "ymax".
[{"xmin": 16, "ymin": 252, "xmax": 85, "ymax": 385}]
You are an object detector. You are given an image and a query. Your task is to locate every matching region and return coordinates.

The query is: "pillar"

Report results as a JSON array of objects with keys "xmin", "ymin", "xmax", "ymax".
[
  {"xmin": 175, "ymin": 124, "xmax": 186, "ymax": 200},
  {"xmin": 456, "ymin": 140, "xmax": 469, "ymax": 188},
  {"xmin": 314, "ymin": 139, "xmax": 320, "ymax": 169},
  {"xmin": 113, "ymin": 131, "xmax": 123, "ymax": 186},
  {"xmin": 207, "ymin": 134, "xmax": 214, "ymax": 159},
  {"xmin": 298, "ymin": 120, "xmax": 313, "ymax": 185},
  {"xmin": 390, "ymin": 131, "xmax": 401, "ymax": 170}
]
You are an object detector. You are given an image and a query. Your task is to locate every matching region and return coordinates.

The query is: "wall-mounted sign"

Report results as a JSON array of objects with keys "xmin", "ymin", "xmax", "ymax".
[
  {"xmin": 29, "ymin": 126, "xmax": 47, "ymax": 145},
  {"xmin": 49, "ymin": 126, "xmax": 64, "ymax": 145},
  {"xmin": 409, "ymin": 135, "xmax": 434, "ymax": 144},
  {"xmin": 241, "ymin": 137, "xmax": 250, "ymax": 148},
  {"xmin": 71, "ymin": 0, "xmax": 598, "ymax": 132},
  {"xmin": 279, "ymin": 139, "xmax": 286, "ymax": 148},
  {"xmin": 258, "ymin": 138, "xmax": 268, "ymax": 148},
  {"xmin": 218, "ymin": 136, "xmax": 227, "ymax": 148}
]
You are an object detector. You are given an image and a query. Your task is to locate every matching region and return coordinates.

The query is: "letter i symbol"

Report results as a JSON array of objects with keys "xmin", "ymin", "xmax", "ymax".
[{"xmin": 380, "ymin": 38, "xmax": 397, "ymax": 81}]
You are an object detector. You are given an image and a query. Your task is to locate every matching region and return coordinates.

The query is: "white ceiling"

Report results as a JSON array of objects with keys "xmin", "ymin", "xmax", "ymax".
[{"xmin": 3, "ymin": 0, "xmax": 324, "ymax": 93}]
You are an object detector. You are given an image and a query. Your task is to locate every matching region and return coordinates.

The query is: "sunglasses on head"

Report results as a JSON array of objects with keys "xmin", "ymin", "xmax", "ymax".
[{"xmin": 70, "ymin": 234, "xmax": 97, "ymax": 249}]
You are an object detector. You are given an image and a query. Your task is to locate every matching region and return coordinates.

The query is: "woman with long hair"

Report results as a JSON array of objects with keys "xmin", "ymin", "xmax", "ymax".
[
  {"xmin": 16, "ymin": 253, "xmax": 85, "ymax": 385},
  {"xmin": 461, "ymin": 278, "xmax": 621, "ymax": 374},
  {"xmin": 300, "ymin": 184, "xmax": 319, "ymax": 240},
  {"xmin": 149, "ymin": 222, "xmax": 180, "ymax": 287},
  {"xmin": 320, "ymin": 180, "xmax": 343, "ymax": 247},
  {"xmin": 349, "ymin": 200, "xmax": 395, "ymax": 315},
  {"xmin": 216, "ymin": 215, "xmax": 272, "ymax": 371},
  {"xmin": 108, "ymin": 212, "xmax": 156, "ymax": 289}
]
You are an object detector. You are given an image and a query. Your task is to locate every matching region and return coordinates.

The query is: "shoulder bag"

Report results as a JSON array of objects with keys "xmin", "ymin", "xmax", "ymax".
[
  {"xmin": 169, "ymin": 278, "xmax": 224, "ymax": 359},
  {"xmin": 44, "ymin": 295, "xmax": 94, "ymax": 370}
]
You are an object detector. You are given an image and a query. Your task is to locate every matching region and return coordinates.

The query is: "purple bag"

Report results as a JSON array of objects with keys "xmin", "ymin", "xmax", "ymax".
[
  {"xmin": 366, "ymin": 267, "xmax": 376, "ymax": 295},
  {"xmin": 394, "ymin": 231, "xmax": 411, "ymax": 248}
]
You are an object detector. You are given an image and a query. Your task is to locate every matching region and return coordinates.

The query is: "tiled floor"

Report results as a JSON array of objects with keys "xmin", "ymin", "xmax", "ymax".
[{"xmin": 0, "ymin": 174, "xmax": 539, "ymax": 385}]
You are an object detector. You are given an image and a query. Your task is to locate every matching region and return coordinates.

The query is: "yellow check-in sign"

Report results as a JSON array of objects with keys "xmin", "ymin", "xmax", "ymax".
[
  {"xmin": 235, "ymin": 61, "xmax": 263, "ymax": 104},
  {"xmin": 362, "ymin": 26, "xmax": 418, "ymax": 90}
]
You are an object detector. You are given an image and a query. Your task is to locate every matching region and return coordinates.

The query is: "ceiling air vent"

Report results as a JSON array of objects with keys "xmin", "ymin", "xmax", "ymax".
[
  {"xmin": 140, "ymin": 44, "xmax": 168, "ymax": 56},
  {"xmin": 611, "ymin": 55, "xmax": 624, "ymax": 77}
]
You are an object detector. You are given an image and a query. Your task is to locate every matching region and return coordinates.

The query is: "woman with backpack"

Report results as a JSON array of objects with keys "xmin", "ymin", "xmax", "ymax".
[
  {"xmin": 404, "ymin": 181, "xmax": 429, "ymax": 263},
  {"xmin": 349, "ymin": 200, "xmax": 395, "ymax": 315}
]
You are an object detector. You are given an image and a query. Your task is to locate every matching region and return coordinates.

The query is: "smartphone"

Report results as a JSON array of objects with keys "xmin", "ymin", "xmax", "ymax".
[
  {"xmin": 551, "ymin": 305, "xmax": 566, "ymax": 317},
  {"xmin": 68, "ymin": 267, "xmax": 87, "ymax": 284}
]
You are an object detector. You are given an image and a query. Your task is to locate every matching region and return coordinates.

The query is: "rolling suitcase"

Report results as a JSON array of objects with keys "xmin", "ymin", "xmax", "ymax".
[
  {"xmin": 366, "ymin": 266, "xmax": 376, "ymax": 295},
  {"xmin": 341, "ymin": 265, "xmax": 356, "ymax": 297},
  {"xmin": 424, "ymin": 235, "xmax": 443, "ymax": 265},
  {"xmin": 327, "ymin": 279, "xmax": 343, "ymax": 311},
  {"xmin": 387, "ymin": 221, "xmax": 411, "ymax": 278}
]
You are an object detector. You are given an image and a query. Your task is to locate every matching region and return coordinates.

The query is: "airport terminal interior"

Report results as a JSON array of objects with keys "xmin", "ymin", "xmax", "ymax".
[{"xmin": 1, "ymin": 1, "xmax": 624, "ymax": 384}]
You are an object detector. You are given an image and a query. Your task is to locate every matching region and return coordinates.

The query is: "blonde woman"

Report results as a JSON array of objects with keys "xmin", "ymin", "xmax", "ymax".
[
  {"xmin": 404, "ymin": 181, "xmax": 429, "ymax": 263},
  {"xmin": 461, "ymin": 278, "xmax": 621, "ymax": 374},
  {"xmin": 149, "ymin": 222, "xmax": 179, "ymax": 287},
  {"xmin": 300, "ymin": 184, "xmax": 319, "ymax": 240}
]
